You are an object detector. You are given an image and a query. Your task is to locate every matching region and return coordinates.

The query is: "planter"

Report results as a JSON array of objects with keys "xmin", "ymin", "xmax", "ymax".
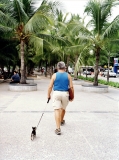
[
  {"xmin": 26, "ymin": 78, "xmax": 34, "ymax": 83},
  {"xmin": 9, "ymin": 83, "xmax": 37, "ymax": 92},
  {"xmin": 73, "ymin": 79, "xmax": 84, "ymax": 85},
  {"xmin": 81, "ymin": 83, "xmax": 108, "ymax": 93}
]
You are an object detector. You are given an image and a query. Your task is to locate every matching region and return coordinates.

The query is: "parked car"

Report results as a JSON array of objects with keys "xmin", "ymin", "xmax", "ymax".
[
  {"xmin": 68, "ymin": 67, "xmax": 74, "ymax": 74},
  {"xmin": 83, "ymin": 71, "xmax": 91, "ymax": 75},
  {"xmin": 103, "ymin": 70, "xmax": 117, "ymax": 77}
]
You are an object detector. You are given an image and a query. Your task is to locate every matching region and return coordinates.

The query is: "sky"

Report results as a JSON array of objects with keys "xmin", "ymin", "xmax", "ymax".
[
  {"xmin": 36, "ymin": 0, "xmax": 119, "ymax": 25},
  {"xmin": 58, "ymin": 0, "xmax": 90, "ymax": 24},
  {"xmin": 57, "ymin": 0, "xmax": 119, "ymax": 23},
  {"xmin": 58, "ymin": 0, "xmax": 89, "ymax": 17}
]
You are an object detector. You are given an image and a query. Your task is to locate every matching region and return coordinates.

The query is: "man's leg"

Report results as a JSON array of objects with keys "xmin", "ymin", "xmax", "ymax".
[
  {"xmin": 60, "ymin": 92, "xmax": 69, "ymax": 125},
  {"xmin": 10, "ymin": 81, "xmax": 19, "ymax": 84},
  {"xmin": 53, "ymin": 91, "xmax": 62, "ymax": 135},
  {"xmin": 54, "ymin": 109, "xmax": 61, "ymax": 129},
  {"xmin": 10, "ymin": 81, "xmax": 15, "ymax": 84},
  {"xmin": 60, "ymin": 108, "xmax": 65, "ymax": 123},
  {"xmin": 54, "ymin": 109, "xmax": 61, "ymax": 135}
]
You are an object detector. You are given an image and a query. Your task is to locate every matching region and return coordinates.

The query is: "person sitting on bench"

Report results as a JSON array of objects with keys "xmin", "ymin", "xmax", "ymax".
[{"xmin": 10, "ymin": 71, "xmax": 20, "ymax": 83}]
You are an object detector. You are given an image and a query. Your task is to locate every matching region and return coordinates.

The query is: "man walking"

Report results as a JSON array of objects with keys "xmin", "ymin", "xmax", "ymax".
[{"xmin": 47, "ymin": 61, "xmax": 74, "ymax": 135}]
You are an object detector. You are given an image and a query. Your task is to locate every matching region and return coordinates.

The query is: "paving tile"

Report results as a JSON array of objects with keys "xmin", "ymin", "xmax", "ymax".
[{"xmin": 0, "ymin": 77, "xmax": 119, "ymax": 160}]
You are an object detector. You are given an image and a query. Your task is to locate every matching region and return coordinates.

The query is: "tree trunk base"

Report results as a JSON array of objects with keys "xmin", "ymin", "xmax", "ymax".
[{"xmin": 9, "ymin": 83, "xmax": 37, "ymax": 91}]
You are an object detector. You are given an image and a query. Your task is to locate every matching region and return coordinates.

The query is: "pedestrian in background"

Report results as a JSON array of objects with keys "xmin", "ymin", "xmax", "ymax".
[
  {"xmin": 10, "ymin": 71, "xmax": 20, "ymax": 83},
  {"xmin": 54, "ymin": 68, "xmax": 57, "ymax": 73},
  {"xmin": 47, "ymin": 61, "xmax": 74, "ymax": 135}
]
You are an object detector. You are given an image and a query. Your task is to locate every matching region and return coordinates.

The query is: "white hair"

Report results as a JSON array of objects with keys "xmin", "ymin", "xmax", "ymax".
[{"xmin": 57, "ymin": 61, "xmax": 65, "ymax": 69}]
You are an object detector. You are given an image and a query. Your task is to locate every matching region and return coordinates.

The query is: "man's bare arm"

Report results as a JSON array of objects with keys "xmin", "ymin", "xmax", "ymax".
[{"xmin": 47, "ymin": 74, "xmax": 55, "ymax": 99}]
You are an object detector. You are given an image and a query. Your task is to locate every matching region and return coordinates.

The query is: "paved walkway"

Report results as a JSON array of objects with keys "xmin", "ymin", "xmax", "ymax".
[{"xmin": 0, "ymin": 77, "xmax": 119, "ymax": 160}]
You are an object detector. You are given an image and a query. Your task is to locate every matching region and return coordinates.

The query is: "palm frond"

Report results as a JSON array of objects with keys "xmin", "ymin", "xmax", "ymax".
[
  {"xmin": 48, "ymin": 0, "xmax": 63, "ymax": 17},
  {"xmin": 0, "ymin": 11, "xmax": 16, "ymax": 27},
  {"xmin": 75, "ymin": 47, "xmax": 90, "ymax": 71},
  {"xmin": 102, "ymin": 15, "xmax": 119, "ymax": 38},
  {"xmin": 0, "ymin": 24, "xmax": 13, "ymax": 33},
  {"xmin": 11, "ymin": 0, "xmax": 29, "ymax": 23},
  {"xmin": 25, "ymin": 11, "xmax": 53, "ymax": 33},
  {"xmin": 67, "ymin": 21, "xmax": 92, "ymax": 37},
  {"xmin": 84, "ymin": 0, "xmax": 118, "ymax": 35},
  {"xmin": 29, "ymin": 35, "xmax": 43, "ymax": 55},
  {"xmin": 21, "ymin": 0, "xmax": 40, "ymax": 17}
]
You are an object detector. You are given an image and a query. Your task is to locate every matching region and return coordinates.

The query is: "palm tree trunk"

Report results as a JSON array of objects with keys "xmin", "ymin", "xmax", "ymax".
[
  {"xmin": 107, "ymin": 52, "xmax": 110, "ymax": 82},
  {"xmin": 8, "ymin": 64, "xmax": 10, "ymax": 78},
  {"xmin": 93, "ymin": 47, "xmax": 100, "ymax": 86},
  {"xmin": 85, "ymin": 66, "xmax": 87, "ymax": 79},
  {"xmin": 45, "ymin": 61, "xmax": 48, "ymax": 77},
  {"xmin": 20, "ymin": 39, "xmax": 26, "ymax": 84},
  {"xmin": 49, "ymin": 66, "xmax": 51, "ymax": 79},
  {"xmin": 74, "ymin": 55, "xmax": 78, "ymax": 80},
  {"xmin": 66, "ymin": 56, "xmax": 69, "ymax": 67},
  {"xmin": 11, "ymin": 65, "xmax": 16, "ymax": 76},
  {"xmin": 79, "ymin": 68, "xmax": 81, "ymax": 76}
]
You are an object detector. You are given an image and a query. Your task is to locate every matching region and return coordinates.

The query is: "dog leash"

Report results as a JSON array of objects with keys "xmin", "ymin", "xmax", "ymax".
[{"xmin": 36, "ymin": 98, "xmax": 50, "ymax": 129}]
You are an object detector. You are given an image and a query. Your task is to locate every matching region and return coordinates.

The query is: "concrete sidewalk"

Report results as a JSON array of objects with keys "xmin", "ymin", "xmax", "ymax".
[{"xmin": 0, "ymin": 77, "xmax": 119, "ymax": 160}]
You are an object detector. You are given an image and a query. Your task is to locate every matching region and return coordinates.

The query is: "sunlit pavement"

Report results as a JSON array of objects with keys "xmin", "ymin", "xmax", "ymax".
[{"xmin": 0, "ymin": 77, "xmax": 119, "ymax": 160}]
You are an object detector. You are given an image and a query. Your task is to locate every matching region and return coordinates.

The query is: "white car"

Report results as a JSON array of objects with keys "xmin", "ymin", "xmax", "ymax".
[
  {"xmin": 83, "ymin": 71, "xmax": 91, "ymax": 75},
  {"xmin": 103, "ymin": 70, "xmax": 117, "ymax": 77},
  {"xmin": 68, "ymin": 67, "xmax": 74, "ymax": 74}
]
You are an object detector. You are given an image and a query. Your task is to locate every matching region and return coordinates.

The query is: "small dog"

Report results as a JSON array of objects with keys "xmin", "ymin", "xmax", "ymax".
[{"xmin": 31, "ymin": 127, "xmax": 36, "ymax": 140}]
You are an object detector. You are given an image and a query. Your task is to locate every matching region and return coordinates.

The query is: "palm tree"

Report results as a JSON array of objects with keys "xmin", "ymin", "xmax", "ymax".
[
  {"xmin": 103, "ymin": 35, "xmax": 119, "ymax": 82},
  {"xmin": 13, "ymin": 0, "xmax": 57, "ymax": 83},
  {"xmin": 0, "ymin": 0, "xmax": 19, "ymax": 78},
  {"xmin": 48, "ymin": 13, "xmax": 81, "ymax": 77},
  {"xmin": 1, "ymin": 0, "xmax": 62, "ymax": 83},
  {"xmin": 0, "ymin": 0, "xmax": 16, "ymax": 36},
  {"xmin": 61, "ymin": 14, "xmax": 92, "ymax": 79},
  {"xmin": 84, "ymin": 0, "xmax": 119, "ymax": 85},
  {"xmin": 37, "ymin": 10, "xmax": 71, "ymax": 68},
  {"xmin": 0, "ymin": 37, "xmax": 19, "ymax": 78},
  {"xmin": 70, "ymin": 0, "xmax": 119, "ymax": 85}
]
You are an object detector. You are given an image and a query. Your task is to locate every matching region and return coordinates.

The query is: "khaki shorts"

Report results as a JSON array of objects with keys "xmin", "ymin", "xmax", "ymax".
[{"xmin": 52, "ymin": 91, "xmax": 69, "ymax": 110}]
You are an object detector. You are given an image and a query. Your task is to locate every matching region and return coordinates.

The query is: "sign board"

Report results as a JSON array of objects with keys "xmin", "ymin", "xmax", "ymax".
[{"xmin": 114, "ymin": 58, "xmax": 118, "ymax": 66}]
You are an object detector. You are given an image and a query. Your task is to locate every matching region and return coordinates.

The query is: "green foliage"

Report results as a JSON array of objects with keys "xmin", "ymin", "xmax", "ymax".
[
  {"xmin": 98, "ymin": 79, "xmax": 109, "ymax": 85},
  {"xmin": 1, "ymin": 0, "xmax": 119, "ymax": 78},
  {"xmin": 78, "ymin": 75, "xmax": 94, "ymax": 82}
]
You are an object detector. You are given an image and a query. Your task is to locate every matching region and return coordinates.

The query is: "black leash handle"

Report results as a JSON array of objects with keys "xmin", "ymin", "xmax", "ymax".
[
  {"xmin": 36, "ymin": 98, "xmax": 50, "ymax": 129},
  {"xmin": 47, "ymin": 98, "xmax": 50, "ymax": 103}
]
